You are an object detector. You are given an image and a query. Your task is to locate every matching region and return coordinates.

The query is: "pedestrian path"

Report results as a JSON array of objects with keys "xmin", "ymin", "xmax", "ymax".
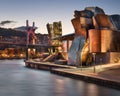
[{"xmin": 51, "ymin": 63, "xmax": 120, "ymax": 90}]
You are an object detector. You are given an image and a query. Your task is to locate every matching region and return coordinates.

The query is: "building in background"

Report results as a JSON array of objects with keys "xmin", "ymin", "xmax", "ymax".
[
  {"xmin": 46, "ymin": 21, "xmax": 62, "ymax": 54},
  {"xmin": 0, "ymin": 21, "xmax": 50, "ymax": 59},
  {"xmin": 0, "ymin": 27, "xmax": 26, "ymax": 58},
  {"xmin": 69, "ymin": 6, "xmax": 120, "ymax": 66}
]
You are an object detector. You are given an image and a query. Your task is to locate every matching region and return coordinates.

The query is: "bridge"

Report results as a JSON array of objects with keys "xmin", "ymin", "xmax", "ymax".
[{"xmin": 0, "ymin": 41, "xmax": 58, "ymax": 48}]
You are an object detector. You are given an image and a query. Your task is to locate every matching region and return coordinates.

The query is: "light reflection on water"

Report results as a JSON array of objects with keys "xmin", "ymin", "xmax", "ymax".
[{"xmin": 0, "ymin": 59, "xmax": 119, "ymax": 96}]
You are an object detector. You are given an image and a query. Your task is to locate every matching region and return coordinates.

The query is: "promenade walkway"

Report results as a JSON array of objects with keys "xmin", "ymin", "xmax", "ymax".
[
  {"xmin": 52, "ymin": 63, "xmax": 120, "ymax": 81},
  {"xmin": 51, "ymin": 63, "xmax": 120, "ymax": 90}
]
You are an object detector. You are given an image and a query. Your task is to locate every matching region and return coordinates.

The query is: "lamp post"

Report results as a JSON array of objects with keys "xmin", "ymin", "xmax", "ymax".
[
  {"xmin": 26, "ymin": 20, "xmax": 29, "ymax": 60},
  {"xmin": 92, "ymin": 52, "xmax": 96, "ymax": 73},
  {"xmin": 26, "ymin": 29, "xmax": 29, "ymax": 60},
  {"xmin": 80, "ymin": 51, "xmax": 82, "ymax": 71},
  {"xmin": 76, "ymin": 51, "xmax": 82, "ymax": 71}
]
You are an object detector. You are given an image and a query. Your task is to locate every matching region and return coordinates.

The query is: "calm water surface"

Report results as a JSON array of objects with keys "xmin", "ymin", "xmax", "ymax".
[{"xmin": 0, "ymin": 59, "xmax": 119, "ymax": 96}]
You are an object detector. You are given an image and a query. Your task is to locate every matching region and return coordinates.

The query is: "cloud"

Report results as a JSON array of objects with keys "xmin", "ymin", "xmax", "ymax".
[{"xmin": 0, "ymin": 20, "xmax": 16, "ymax": 26}]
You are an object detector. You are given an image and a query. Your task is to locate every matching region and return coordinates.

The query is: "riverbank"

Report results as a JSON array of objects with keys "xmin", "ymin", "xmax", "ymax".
[
  {"xmin": 25, "ymin": 60, "xmax": 76, "ymax": 70},
  {"xmin": 51, "ymin": 64, "xmax": 120, "ymax": 90},
  {"xmin": 25, "ymin": 60, "xmax": 120, "ymax": 90}
]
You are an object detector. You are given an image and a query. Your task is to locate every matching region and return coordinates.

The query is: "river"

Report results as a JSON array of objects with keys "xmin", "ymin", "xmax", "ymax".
[{"xmin": 0, "ymin": 59, "xmax": 119, "ymax": 96}]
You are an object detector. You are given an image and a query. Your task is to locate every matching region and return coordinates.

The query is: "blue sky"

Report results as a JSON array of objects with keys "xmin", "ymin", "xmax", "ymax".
[{"xmin": 0, "ymin": 0, "xmax": 120, "ymax": 35}]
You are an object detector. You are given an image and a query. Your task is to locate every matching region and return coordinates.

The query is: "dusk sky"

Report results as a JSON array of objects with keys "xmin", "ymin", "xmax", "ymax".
[{"xmin": 0, "ymin": 0, "xmax": 120, "ymax": 35}]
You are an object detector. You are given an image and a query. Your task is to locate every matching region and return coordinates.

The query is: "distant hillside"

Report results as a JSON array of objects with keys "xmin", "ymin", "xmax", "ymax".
[{"xmin": 0, "ymin": 27, "xmax": 26, "ymax": 37}]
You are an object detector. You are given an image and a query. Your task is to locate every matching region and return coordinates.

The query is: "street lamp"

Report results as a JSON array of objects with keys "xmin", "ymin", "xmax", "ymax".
[
  {"xmin": 26, "ymin": 20, "xmax": 29, "ymax": 60},
  {"xmin": 92, "ymin": 52, "xmax": 96, "ymax": 73},
  {"xmin": 26, "ymin": 30, "xmax": 29, "ymax": 60},
  {"xmin": 80, "ymin": 51, "xmax": 82, "ymax": 71},
  {"xmin": 76, "ymin": 51, "xmax": 82, "ymax": 71}
]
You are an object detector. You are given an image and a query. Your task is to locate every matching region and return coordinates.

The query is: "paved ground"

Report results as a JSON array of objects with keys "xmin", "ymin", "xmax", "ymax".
[
  {"xmin": 28, "ymin": 59, "xmax": 120, "ymax": 83},
  {"xmin": 52, "ymin": 63, "xmax": 120, "ymax": 82}
]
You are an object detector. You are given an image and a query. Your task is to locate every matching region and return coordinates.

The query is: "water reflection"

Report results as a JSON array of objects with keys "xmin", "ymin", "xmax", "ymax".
[
  {"xmin": 50, "ymin": 73, "xmax": 120, "ymax": 96},
  {"xmin": 0, "ymin": 59, "xmax": 119, "ymax": 96}
]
